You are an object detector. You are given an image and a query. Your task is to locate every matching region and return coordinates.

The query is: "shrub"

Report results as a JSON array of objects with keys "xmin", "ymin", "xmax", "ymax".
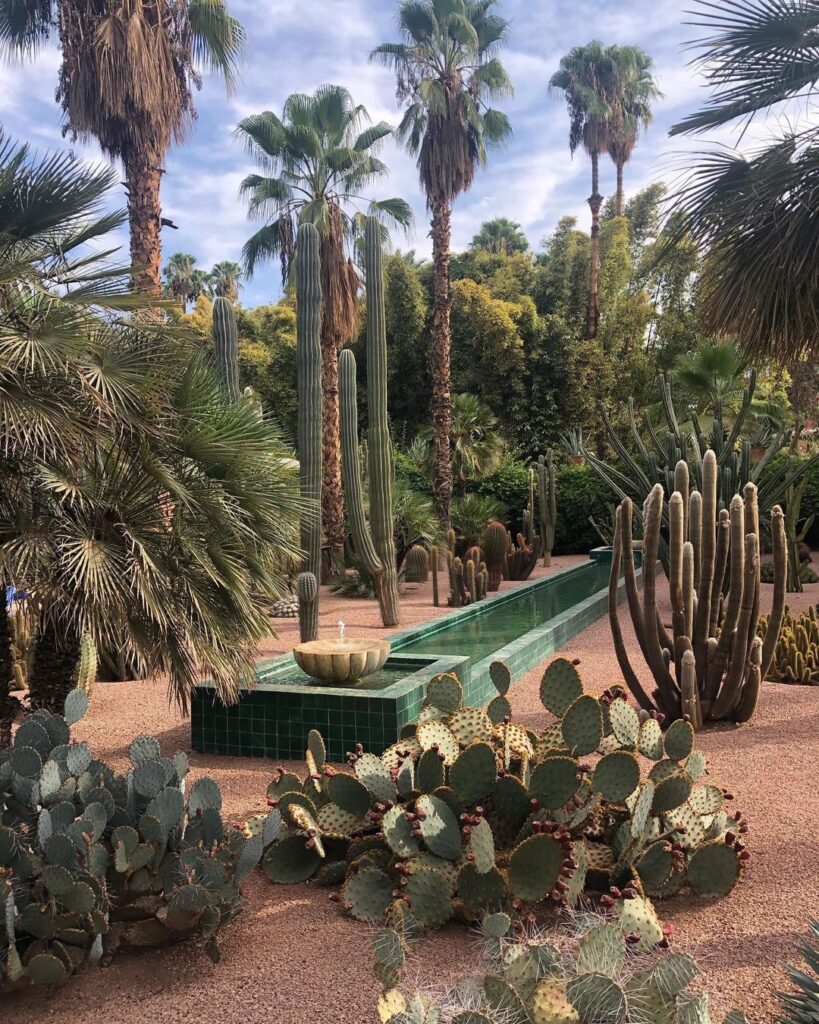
[
  {"xmin": 248, "ymin": 658, "xmax": 746, "ymax": 932},
  {"xmin": 0, "ymin": 690, "xmax": 260, "ymax": 990},
  {"xmin": 554, "ymin": 465, "xmax": 616, "ymax": 554}
]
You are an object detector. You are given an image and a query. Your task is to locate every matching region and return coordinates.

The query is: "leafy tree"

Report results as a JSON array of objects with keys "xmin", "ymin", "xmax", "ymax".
[
  {"xmin": 235, "ymin": 84, "xmax": 411, "ymax": 562},
  {"xmin": 0, "ymin": 0, "xmax": 244, "ymax": 294},
  {"xmin": 606, "ymin": 45, "xmax": 661, "ymax": 215},
  {"xmin": 384, "ymin": 253, "xmax": 430, "ymax": 435},
  {"xmin": 470, "ymin": 217, "xmax": 529, "ymax": 254},
  {"xmin": 669, "ymin": 0, "xmax": 819, "ymax": 363},
  {"xmin": 533, "ymin": 217, "xmax": 590, "ymax": 325},
  {"xmin": 372, "ymin": 0, "xmax": 513, "ymax": 527},
  {"xmin": 550, "ymin": 41, "xmax": 620, "ymax": 339},
  {"xmin": 0, "ymin": 134, "xmax": 301, "ymax": 736}
]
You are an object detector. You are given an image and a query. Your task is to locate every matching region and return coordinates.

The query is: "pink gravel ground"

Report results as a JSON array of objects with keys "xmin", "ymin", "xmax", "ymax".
[{"xmin": 2, "ymin": 562, "xmax": 818, "ymax": 1024}]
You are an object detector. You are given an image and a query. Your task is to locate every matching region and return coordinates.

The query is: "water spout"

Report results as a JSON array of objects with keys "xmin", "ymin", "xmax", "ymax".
[{"xmin": 338, "ymin": 620, "xmax": 346, "ymax": 644}]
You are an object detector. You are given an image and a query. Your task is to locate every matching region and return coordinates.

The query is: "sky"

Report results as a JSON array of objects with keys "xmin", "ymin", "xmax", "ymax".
[{"xmin": 0, "ymin": 0, "xmax": 783, "ymax": 307}]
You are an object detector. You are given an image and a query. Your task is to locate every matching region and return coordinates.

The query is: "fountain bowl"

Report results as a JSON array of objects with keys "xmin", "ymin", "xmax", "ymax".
[{"xmin": 293, "ymin": 638, "xmax": 391, "ymax": 683}]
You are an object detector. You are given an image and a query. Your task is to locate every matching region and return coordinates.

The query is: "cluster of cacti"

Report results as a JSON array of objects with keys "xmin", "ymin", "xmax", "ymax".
[
  {"xmin": 338, "ymin": 217, "xmax": 400, "ymax": 628},
  {"xmin": 507, "ymin": 532, "xmax": 542, "ymax": 581},
  {"xmin": 403, "ymin": 545, "xmax": 429, "ymax": 584},
  {"xmin": 296, "ymin": 222, "xmax": 323, "ymax": 641},
  {"xmin": 8, "ymin": 598, "xmax": 32, "ymax": 692},
  {"xmin": 585, "ymin": 373, "xmax": 818, "ymax": 572},
  {"xmin": 269, "ymin": 594, "xmax": 299, "ymax": 618},
  {"xmin": 762, "ymin": 560, "xmax": 817, "ymax": 586},
  {"xmin": 447, "ymin": 550, "xmax": 489, "ymax": 608},
  {"xmin": 247, "ymin": 657, "xmax": 746, "ymax": 932},
  {"xmin": 1, "ymin": 689, "xmax": 260, "ymax": 990},
  {"xmin": 538, "ymin": 450, "xmax": 557, "ymax": 566},
  {"xmin": 212, "ymin": 295, "xmax": 240, "ymax": 403},
  {"xmin": 374, "ymin": 908, "xmax": 748, "ymax": 1024},
  {"xmin": 759, "ymin": 605, "xmax": 819, "ymax": 685},
  {"xmin": 610, "ymin": 452, "xmax": 788, "ymax": 728}
]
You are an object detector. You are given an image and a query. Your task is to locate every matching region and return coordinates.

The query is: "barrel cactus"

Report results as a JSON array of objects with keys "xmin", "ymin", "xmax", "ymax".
[
  {"xmin": 0, "ymin": 689, "xmax": 260, "ymax": 991},
  {"xmin": 338, "ymin": 216, "xmax": 399, "ymax": 627},
  {"xmin": 296, "ymin": 222, "xmax": 323, "ymax": 640},
  {"xmin": 507, "ymin": 532, "xmax": 541, "ymax": 581},
  {"xmin": 212, "ymin": 295, "xmax": 240, "ymax": 403},
  {"xmin": 403, "ymin": 545, "xmax": 429, "ymax": 584},
  {"xmin": 249, "ymin": 657, "xmax": 746, "ymax": 932},
  {"xmin": 482, "ymin": 521, "xmax": 508, "ymax": 591}
]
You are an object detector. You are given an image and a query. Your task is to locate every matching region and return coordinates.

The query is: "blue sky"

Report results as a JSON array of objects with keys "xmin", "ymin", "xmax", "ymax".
[{"xmin": 0, "ymin": 0, "xmax": 775, "ymax": 306}]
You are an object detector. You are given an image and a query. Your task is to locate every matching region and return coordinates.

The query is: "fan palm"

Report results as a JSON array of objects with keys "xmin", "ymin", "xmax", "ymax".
[
  {"xmin": 372, "ymin": 0, "xmax": 513, "ymax": 528},
  {"xmin": 0, "ymin": 132, "xmax": 302, "ymax": 738},
  {"xmin": 235, "ymin": 84, "xmax": 412, "ymax": 566},
  {"xmin": 470, "ymin": 217, "xmax": 529, "ymax": 254},
  {"xmin": 163, "ymin": 252, "xmax": 209, "ymax": 310},
  {"xmin": 0, "ymin": 0, "xmax": 245, "ymax": 295},
  {"xmin": 551, "ymin": 41, "xmax": 620, "ymax": 339},
  {"xmin": 417, "ymin": 393, "xmax": 506, "ymax": 493},
  {"xmin": 209, "ymin": 259, "xmax": 243, "ymax": 300},
  {"xmin": 607, "ymin": 45, "xmax": 662, "ymax": 215},
  {"xmin": 668, "ymin": 0, "xmax": 819, "ymax": 363}
]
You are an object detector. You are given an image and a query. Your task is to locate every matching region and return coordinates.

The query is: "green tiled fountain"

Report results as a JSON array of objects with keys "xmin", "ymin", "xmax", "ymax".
[{"xmin": 191, "ymin": 558, "xmax": 630, "ymax": 761}]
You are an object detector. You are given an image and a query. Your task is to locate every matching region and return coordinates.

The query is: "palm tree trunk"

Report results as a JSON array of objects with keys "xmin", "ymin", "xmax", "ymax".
[
  {"xmin": 615, "ymin": 160, "xmax": 625, "ymax": 217},
  {"xmin": 0, "ymin": 597, "xmax": 16, "ymax": 747},
  {"xmin": 124, "ymin": 153, "xmax": 163, "ymax": 295},
  {"xmin": 28, "ymin": 616, "xmax": 81, "ymax": 713},
  {"xmin": 587, "ymin": 151, "xmax": 604, "ymax": 339},
  {"xmin": 430, "ymin": 199, "xmax": 454, "ymax": 528}
]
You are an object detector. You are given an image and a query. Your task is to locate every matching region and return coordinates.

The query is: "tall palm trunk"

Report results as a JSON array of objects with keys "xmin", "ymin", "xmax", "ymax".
[
  {"xmin": 587, "ymin": 150, "xmax": 604, "ymax": 339},
  {"xmin": 0, "ymin": 598, "xmax": 15, "ymax": 747},
  {"xmin": 124, "ymin": 153, "xmax": 163, "ymax": 295},
  {"xmin": 430, "ymin": 199, "xmax": 454, "ymax": 528},
  {"xmin": 320, "ymin": 210, "xmax": 359, "ymax": 574},
  {"xmin": 615, "ymin": 160, "xmax": 625, "ymax": 217}
]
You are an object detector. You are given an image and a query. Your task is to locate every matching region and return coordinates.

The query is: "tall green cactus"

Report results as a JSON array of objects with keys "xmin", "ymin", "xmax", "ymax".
[
  {"xmin": 538, "ymin": 449, "xmax": 556, "ymax": 566},
  {"xmin": 212, "ymin": 296, "xmax": 240, "ymax": 403},
  {"xmin": 296, "ymin": 223, "xmax": 323, "ymax": 640},
  {"xmin": 610, "ymin": 449, "xmax": 788, "ymax": 728},
  {"xmin": 338, "ymin": 217, "xmax": 400, "ymax": 627}
]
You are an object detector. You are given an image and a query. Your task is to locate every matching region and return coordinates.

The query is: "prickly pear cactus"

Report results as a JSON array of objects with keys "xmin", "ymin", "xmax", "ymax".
[
  {"xmin": 373, "ymin": 909, "xmax": 748, "ymax": 1024},
  {"xmin": 0, "ymin": 689, "xmax": 260, "ymax": 991},
  {"xmin": 250, "ymin": 658, "xmax": 746, "ymax": 934}
]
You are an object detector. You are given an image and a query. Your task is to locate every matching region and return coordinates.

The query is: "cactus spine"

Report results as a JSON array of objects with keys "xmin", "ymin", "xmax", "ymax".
[
  {"xmin": 610, "ymin": 451, "xmax": 787, "ymax": 728},
  {"xmin": 212, "ymin": 296, "xmax": 240, "ymax": 403},
  {"xmin": 338, "ymin": 217, "xmax": 400, "ymax": 627},
  {"xmin": 538, "ymin": 449, "xmax": 556, "ymax": 566},
  {"xmin": 296, "ymin": 223, "xmax": 323, "ymax": 641}
]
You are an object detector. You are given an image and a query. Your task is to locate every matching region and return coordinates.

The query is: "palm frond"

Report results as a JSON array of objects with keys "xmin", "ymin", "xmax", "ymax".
[{"xmin": 187, "ymin": 0, "xmax": 246, "ymax": 92}]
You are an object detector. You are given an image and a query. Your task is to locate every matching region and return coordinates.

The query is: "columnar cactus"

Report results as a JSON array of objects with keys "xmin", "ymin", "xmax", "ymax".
[
  {"xmin": 212, "ymin": 295, "xmax": 240, "ymax": 403},
  {"xmin": 610, "ymin": 451, "xmax": 788, "ymax": 727},
  {"xmin": 296, "ymin": 222, "xmax": 323, "ymax": 640},
  {"xmin": 506, "ymin": 532, "xmax": 541, "ymax": 581},
  {"xmin": 482, "ymin": 520, "xmax": 508, "ymax": 591},
  {"xmin": 430, "ymin": 544, "xmax": 440, "ymax": 607},
  {"xmin": 297, "ymin": 572, "xmax": 318, "ymax": 643},
  {"xmin": 538, "ymin": 450, "xmax": 556, "ymax": 566},
  {"xmin": 338, "ymin": 218, "xmax": 400, "ymax": 627}
]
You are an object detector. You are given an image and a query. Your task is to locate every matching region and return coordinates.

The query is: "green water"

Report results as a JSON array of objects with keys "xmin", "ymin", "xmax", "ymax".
[{"xmin": 394, "ymin": 561, "xmax": 611, "ymax": 664}]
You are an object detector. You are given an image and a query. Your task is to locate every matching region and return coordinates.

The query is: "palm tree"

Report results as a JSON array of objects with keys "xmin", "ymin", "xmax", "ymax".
[
  {"xmin": 470, "ymin": 217, "xmax": 529, "ymax": 254},
  {"xmin": 417, "ymin": 393, "xmax": 506, "ymax": 494},
  {"xmin": 668, "ymin": 0, "xmax": 819, "ymax": 363},
  {"xmin": 550, "ymin": 41, "xmax": 620, "ymax": 339},
  {"xmin": 0, "ymin": 132, "xmax": 302, "ymax": 737},
  {"xmin": 372, "ymin": 0, "xmax": 513, "ymax": 528},
  {"xmin": 164, "ymin": 252, "xmax": 209, "ymax": 310},
  {"xmin": 209, "ymin": 260, "xmax": 243, "ymax": 300},
  {"xmin": 235, "ymin": 84, "xmax": 412, "ymax": 567},
  {"xmin": 0, "ymin": 0, "xmax": 245, "ymax": 295},
  {"xmin": 607, "ymin": 45, "xmax": 661, "ymax": 216}
]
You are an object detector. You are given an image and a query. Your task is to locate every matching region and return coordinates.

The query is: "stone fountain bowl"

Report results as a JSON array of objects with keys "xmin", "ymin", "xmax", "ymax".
[{"xmin": 293, "ymin": 638, "xmax": 391, "ymax": 684}]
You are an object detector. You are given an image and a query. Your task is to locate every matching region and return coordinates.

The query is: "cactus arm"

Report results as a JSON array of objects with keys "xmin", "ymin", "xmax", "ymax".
[
  {"xmin": 760, "ymin": 506, "xmax": 787, "ymax": 679},
  {"xmin": 296, "ymin": 222, "xmax": 323, "ymax": 639},
  {"xmin": 363, "ymin": 217, "xmax": 400, "ymax": 627},
  {"xmin": 712, "ymin": 532, "xmax": 760, "ymax": 719},
  {"xmin": 212, "ymin": 296, "xmax": 240, "ymax": 403},
  {"xmin": 641, "ymin": 485, "xmax": 680, "ymax": 715},
  {"xmin": 431, "ymin": 544, "xmax": 440, "ymax": 607},
  {"xmin": 720, "ymin": 371, "xmax": 756, "ymax": 464},
  {"xmin": 680, "ymin": 649, "xmax": 701, "ymax": 729},
  {"xmin": 693, "ymin": 452, "xmax": 718, "ymax": 684},
  {"xmin": 708, "ymin": 509, "xmax": 731, "ymax": 636},
  {"xmin": 628, "ymin": 398, "xmax": 651, "ymax": 461},
  {"xmin": 703, "ymin": 497, "xmax": 746, "ymax": 703},
  {"xmin": 734, "ymin": 637, "xmax": 762, "ymax": 722},
  {"xmin": 609, "ymin": 505, "xmax": 655, "ymax": 712},
  {"xmin": 668, "ymin": 493, "xmax": 687, "ymax": 680}
]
